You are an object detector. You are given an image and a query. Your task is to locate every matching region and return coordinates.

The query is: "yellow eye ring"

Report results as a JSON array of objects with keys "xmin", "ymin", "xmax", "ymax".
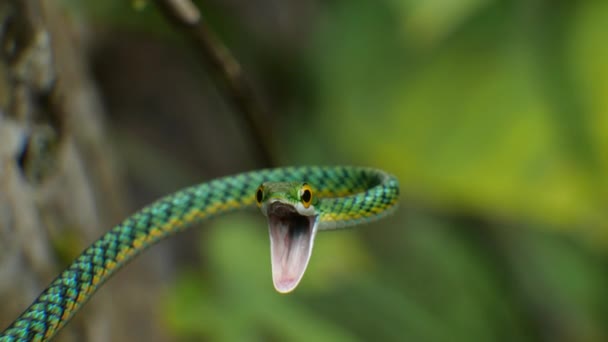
[
  {"xmin": 255, "ymin": 185, "xmax": 264, "ymax": 206},
  {"xmin": 300, "ymin": 183, "xmax": 313, "ymax": 208}
]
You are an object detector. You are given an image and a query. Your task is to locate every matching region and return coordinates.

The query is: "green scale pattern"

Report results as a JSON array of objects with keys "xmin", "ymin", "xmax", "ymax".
[{"xmin": 0, "ymin": 166, "xmax": 399, "ymax": 342}]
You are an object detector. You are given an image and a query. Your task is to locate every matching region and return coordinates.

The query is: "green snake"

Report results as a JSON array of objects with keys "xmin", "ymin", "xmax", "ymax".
[{"xmin": 0, "ymin": 166, "xmax": 399, "ymax": 341}]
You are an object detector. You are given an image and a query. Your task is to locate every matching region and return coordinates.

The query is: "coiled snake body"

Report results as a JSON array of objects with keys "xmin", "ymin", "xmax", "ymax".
[{"xmin": 1, "ymin": 166, "xmax": 399, "ymax": 341}]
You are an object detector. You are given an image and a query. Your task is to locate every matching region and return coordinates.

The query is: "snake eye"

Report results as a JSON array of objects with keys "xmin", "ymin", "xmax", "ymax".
[
  {"xmin": 300, "ymin": 183, "xmax": 313, "ymax": 208},
  {"xmin": 255, "ymin": 185, "xmax": 264, "ymax": 206}
]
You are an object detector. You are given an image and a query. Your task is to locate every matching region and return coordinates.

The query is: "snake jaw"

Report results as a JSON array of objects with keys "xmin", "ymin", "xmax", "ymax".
[{"xmin": 267, "ymin": 202, "xmax": 318, "ymax": 293}]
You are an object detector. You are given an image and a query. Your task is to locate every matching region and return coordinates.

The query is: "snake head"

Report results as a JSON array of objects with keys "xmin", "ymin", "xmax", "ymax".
[{"xmin": 256, "ymin": 182, "xmax": 319, "ymax": 293}]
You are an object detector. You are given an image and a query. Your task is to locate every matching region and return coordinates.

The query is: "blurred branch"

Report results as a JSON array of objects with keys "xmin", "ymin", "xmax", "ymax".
[
  {"xmin": 154, "ymin": 0, "xmax": 275, "ymax": 166},
  {"xmin": 157, "ymin": 0, "xmax": 200, "ymax": 24}
]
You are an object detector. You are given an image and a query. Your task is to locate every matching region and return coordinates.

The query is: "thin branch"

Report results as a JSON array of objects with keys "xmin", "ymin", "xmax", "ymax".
[{"xmin": 154, "ymin": 0, "xmax": 275, "ymax": 166}]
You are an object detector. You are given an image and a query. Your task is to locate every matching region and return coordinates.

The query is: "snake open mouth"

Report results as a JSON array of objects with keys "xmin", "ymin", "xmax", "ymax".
[{"xmin": 267, "ymin": 202, "xmax": 318, "ymax": 293}]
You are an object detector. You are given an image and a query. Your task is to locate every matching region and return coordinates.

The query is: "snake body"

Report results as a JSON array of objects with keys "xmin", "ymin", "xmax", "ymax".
[{"xmin": 0, "ymin": 166, "xmax": 399, "ymax": 341}]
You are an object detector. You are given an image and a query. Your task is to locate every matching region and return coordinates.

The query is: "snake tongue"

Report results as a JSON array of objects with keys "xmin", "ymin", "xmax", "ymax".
[{"xmin": 267, "ymin": 203, "xmax": 318, "ymax": 293}]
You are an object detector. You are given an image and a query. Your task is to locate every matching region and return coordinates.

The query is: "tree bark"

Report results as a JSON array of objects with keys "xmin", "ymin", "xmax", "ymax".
[{"xmin": 0, "ymin": 1, "xmax": 164, "ymax": 340}]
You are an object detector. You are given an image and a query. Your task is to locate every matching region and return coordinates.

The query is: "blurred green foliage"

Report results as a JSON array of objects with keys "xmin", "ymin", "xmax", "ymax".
[
  {"xmin": 303, "ymin": 0, "xmax": 608, "ymax": 231},
  {"xmin": 62, "ymin": 0, "xmax": 608, "ymax": 340}
]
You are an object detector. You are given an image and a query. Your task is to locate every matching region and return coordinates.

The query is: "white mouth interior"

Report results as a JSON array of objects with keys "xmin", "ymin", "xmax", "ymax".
[{"xmin": 267, "ymin": 202, "xmax": 317, "ymax": 293}]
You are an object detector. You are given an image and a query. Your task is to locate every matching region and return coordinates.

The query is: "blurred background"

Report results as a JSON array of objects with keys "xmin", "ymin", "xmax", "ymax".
[{"xmin": 2, "ymin": 0, "xmax": 608, "ymax": 341}]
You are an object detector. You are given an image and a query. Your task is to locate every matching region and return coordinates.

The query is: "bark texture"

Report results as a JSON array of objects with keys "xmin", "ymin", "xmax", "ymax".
[{"xmin": 0, "ymin": 1, "xmax": 166, "ymax": 340}]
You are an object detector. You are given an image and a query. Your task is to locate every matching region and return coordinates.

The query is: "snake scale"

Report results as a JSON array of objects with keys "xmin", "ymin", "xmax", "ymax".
[{"xmin": 0, "ymin": 166, "xmax": 399, "ymax": 341}]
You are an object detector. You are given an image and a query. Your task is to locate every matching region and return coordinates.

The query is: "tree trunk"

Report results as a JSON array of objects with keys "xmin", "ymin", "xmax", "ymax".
[{"xmin": 0, "ymin": 1, "xmax": 166, "ymax": 340}]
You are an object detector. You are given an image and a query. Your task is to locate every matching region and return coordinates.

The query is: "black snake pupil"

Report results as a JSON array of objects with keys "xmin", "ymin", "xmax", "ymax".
[
  {"xmin": 256, "ymin": 189, "xmax": 263, "ymax": 203},
  {"xmin": 302, "ymin": 189, "xmax": 311, "ymax": 203}
]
